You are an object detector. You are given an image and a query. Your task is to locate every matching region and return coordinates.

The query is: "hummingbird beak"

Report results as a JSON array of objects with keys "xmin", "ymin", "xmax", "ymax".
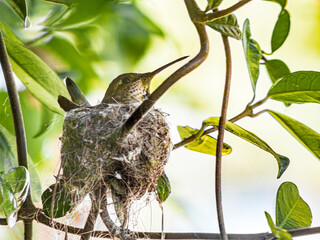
[{"xmin": 142, "ymin": 56, "xmax": 189, "ymax": 83}]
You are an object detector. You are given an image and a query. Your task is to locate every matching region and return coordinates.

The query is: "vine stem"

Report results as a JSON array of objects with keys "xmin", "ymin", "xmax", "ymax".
[
  {"xmin": 0, "ymin": 31, "xmax": 34, "ymax": 240},
  {"xmin": 215, "ymin": 35, "xmax": 232, "ymax": 240}
]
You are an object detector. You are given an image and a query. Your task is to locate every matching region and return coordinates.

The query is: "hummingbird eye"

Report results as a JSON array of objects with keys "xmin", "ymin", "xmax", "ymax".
[{"xmin": 121, "ymin": 77, "xmax": 131, "ymax": 84}]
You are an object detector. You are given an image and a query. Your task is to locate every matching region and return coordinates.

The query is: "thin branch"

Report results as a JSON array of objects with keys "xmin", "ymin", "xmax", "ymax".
[
  {"xmin": 0, "ymin": 31, "xmax": 35, "ymax": 240},
  {"xmin": 118, "ymin": 0, "xmax": 209, "ymax": 140},
  {"xmin": 173, "ymin": 97, "xmax": 268, "ymax": 150},
  {"xmin": 214, "ymin": 35, "xmax": 232, "ymax": 240},
  {"xmin": 193, "ymin": 0, "xmax": 253, "ymax": 23},
  {"xmin": 80, "ymin": 197, "xmax": 100, "ymax": 240}
]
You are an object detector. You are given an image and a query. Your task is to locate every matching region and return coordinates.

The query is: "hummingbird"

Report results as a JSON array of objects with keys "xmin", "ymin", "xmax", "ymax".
[{"xmin": 57, "ymin": 56, "xmax": 187, "ymax": 229}]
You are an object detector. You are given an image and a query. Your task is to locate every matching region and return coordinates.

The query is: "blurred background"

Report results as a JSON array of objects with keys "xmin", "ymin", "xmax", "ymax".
[{"xmin": 0, "ymin": 0, "xmax": 320, "ymax": 239}]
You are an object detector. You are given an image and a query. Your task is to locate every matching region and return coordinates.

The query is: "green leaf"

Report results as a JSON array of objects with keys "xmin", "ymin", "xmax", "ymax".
[
  {"xmin": 43, "ymin": 0, "xmax": 72, "ymax": 6},
  {"xmin": 206, "ymin": 0, "xmax": 223, "ymax": 11},
  {"xmin": 4, "ymin": 38, "xmax": 69, "ymax": 115},
  {"xmin": 242, "ymin": 19, "xmax": 262, "ymax": 93},
  {"xmin": 1, "ymin": 167, "xmax": 30, "ymax": 209},
  {"xmin": 0, "ymin": 124, "xmax": 42, "ymax": 202},
  {"xmin": 177, "ymin": 126, "xmax": 232, "ymax": 156},
  {"xmin": 0, "ymin": 128, "xmax": 15, "ymax": 170},
  {"xmin": 271, "ymin": 9, "xmax": 290, "ymax": 53},
  {"xmin": 268, "ymin": 110, "xmax": 320, "ymax": 160},
  {"xmin": 263, "ymin": 0, "xmax": 287, "ymax": 12},
  {"xmin": 276, "ymin": 182, "xmax": 312, "ymax": 229},
  {"xmin": 264, "ymin": 59, "xmax": 290, "ymax": 83},
  {"xmin": 268, "ymin": 71, "xmax": 320, "ymax": 104},
  {"xmin": 156, "ymin": 173, "xmax": 171, "ymax": 203},
  {"xmin": 0, "ymin": 177, "xmax": 17, "ymax": 228},
  {"xmin": 206, "ymin": 14, "xmax": 242, "ymax": 40},
  {"xmin": 5, "ymin": 0, "xmax": 28, "ymax": 23},
  {"xmin": 41, "ymin": 183, "xmax": 74, "ymax": 218},
  {"xmin": 265, "ymin": 211, "xmax": 292, "ymax": 240},
  {"xmin": 200, "ymin": 118, "xmax": 289, "ymax": 178}
]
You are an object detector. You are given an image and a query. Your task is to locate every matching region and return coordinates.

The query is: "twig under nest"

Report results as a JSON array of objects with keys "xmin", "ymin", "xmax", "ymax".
[{"xmin": 60, "ymin": 102, "xmax": 172, "ymax": 228}]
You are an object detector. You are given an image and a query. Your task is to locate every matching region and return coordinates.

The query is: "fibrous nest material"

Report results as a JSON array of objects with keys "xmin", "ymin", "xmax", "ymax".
[{"xmin": 60, "ymin": 103, "xmax": 171, "ymax": 213}]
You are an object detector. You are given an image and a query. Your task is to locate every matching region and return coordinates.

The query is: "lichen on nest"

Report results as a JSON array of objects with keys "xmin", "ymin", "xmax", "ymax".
[{"xmin": 60, "ymin": 102, "xmax": 172, "ymax": 211}]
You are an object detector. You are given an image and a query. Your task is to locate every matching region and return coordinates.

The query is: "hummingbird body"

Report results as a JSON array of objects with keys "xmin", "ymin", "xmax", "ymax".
[{"xmin": 58, "ymin": 56, "xmax": 186, "ymax": 227}]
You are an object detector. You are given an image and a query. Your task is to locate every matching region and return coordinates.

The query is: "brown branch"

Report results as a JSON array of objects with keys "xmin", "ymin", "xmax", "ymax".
[
  {"xmin": 0, "ymin": 31, "xmax": 35, "ymax": 240},
  {"xmin": 193, "ymin": 0, "xmax": 253, "ymax": 23},
  {"xmin": 214, "ymin": 35, "xmax": 232, "ymax": 240},
  {"xmin": 80, "ymin": 197, "xmax": 100, "ymax": 240},
  {"xmin": 118, "ymin": 0, "xmax": 209, "ymax": 140},
  {"xmin": 173, "ymin": 97, "xmax": 268, "ymax": 150}
]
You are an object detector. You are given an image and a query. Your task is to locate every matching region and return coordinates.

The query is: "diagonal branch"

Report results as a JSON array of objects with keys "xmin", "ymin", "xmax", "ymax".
[
  {"xmin": 0, "ymin": 31, "xmax": 35, "ymax": 240},
  {"xmin": 118, "ymin": 0, "xmax": 209, "ymax": 140}
]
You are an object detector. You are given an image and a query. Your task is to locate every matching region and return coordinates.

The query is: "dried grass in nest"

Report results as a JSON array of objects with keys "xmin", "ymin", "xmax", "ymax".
[{"xmin": 60, "ymin": 103, "xmax": 172, "ymax": 210}]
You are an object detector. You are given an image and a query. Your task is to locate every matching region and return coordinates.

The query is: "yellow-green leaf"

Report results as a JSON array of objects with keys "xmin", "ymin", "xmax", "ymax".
[
  {"xmin": 265, "ymin": 211, "xmax": 292, "ymax": 240},
  {"xmin": 177, "ymin": 126, "xmax": 232, "ymax": 156},
  {"xmin": 268, "ymin": 110, "xmax": 320, "ymax": 160}
]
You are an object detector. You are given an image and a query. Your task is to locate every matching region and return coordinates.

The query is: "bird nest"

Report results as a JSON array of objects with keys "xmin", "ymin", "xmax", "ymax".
[{"xmin": 60, "ymin": 103, "xmax": 172, "ymax": 211}]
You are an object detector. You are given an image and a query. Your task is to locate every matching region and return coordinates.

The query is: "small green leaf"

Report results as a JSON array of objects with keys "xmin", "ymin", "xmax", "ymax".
[
  {"xmin": 1, "ymin": 166, "xmax": 30, "ymax": 209},
  {"xmin": 242, "ymin": 19, "xmax": 262, "ymax": 93},
  {"xmin": 41, "ymin": 183, "xmax": 73, "ymax": 218},
  {"xmin": 264, "ymin": 59, "xmax": 290, "ymax": 83},
  {"xmin": 206, "ymin": 0, "xmax": 223, "ymax": 11},
  {"xmin": 276, "ymin": 182, "xmax": 312, "ymax": 229},
  {"xmin": 206, "ymin": 14, "xmax": 242, "ymax": 40},
  {"xmin": 263, "ymin": 0, "xmax": 287, "ymax": 12},
  {"xmin": 5, "ymin": 0, "xmax": 28, "ymax": 23},
  {"xmin": 271, "ymin": 9, "xmax": 290, "ymax": 53},
  {"xmin": 0, "ymin": 124, "xmax": 42, "ymax": 202},
  {"xmin": 156, "ymin": 173, "xmax": 171, "ymax": 203},
  {"xmin": 268, "ymin": 71, "xmax": 320, "ymax": 104},
  {"xmin": 265, "ymin": 212, "xmax": 292, "ymax": 240},
  {"xmin": 0, "ymin": 178, "xmax": 17, "ymax": 228},
  {"xmin": 268, "ymin": 110, "xmax": 320, "ymax": 160},
  {"xmin": 200, "ymin": 118, "xmax": 289, "ymax": 178},
  {"xmin": 177, "ymin": 126, "xmax": 232, "ymax": 156},
  {"xmin": 4, "ymin": 38, "xmax": 69, "ymax": 115}
]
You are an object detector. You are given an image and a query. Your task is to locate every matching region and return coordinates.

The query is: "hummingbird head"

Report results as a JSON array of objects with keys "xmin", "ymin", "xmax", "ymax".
[{"xmin": 102, "ymin": 56, "xmax": 188, "ymax": 104}]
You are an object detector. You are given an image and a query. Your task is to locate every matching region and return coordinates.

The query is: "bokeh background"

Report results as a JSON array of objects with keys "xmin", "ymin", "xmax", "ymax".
[{"xmin": 0, "ymin": 0, "xmax": 320, "ymax": 239}]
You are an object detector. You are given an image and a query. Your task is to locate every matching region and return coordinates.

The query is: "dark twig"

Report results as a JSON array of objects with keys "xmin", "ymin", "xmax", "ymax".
[
  {"xmin": 173, "ymin": 97, "xmax": 268, "ymax": 150},
  {"xmin": 80, "ymin": 196, "xmax": 100, "ymax": 240},
  {"xmin": 118, "ymin": 0, "xmax": 209, "ymax": 140},
  {"xmin": 0, "ymin": 31, "xmax": 35, "ymax": 240},
  {"xmin": 193, "ymin": 0, "xmax": 253, "ymax": 23},
  {"xmin": 214, "ymin": 35, "xmax": 232, "ymax": 240}
]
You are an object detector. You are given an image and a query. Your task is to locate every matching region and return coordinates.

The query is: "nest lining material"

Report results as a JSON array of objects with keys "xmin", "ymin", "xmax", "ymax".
[{"xmin": 60, "ymin": 103, "xmax": 172, "ymax": 206}]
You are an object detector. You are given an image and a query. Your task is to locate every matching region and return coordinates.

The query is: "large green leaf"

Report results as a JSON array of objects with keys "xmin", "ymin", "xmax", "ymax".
[
  {"xmin": 33, "ymin": 104, "xmax": 55, "ymax": 138},
  {"xmin": 4, "ymin": 38, "xmax": 69, "ymax": 114},
  {"xmin": 177, "ymin": 126, "xmax": 232, "ymax": 156},
  {"xmin": 268, "ymin": 110, "xmax": 320, "ymax": 160},
  {"xmin": 265, "ymin": 211, "xmax": 292, "ymax": 240},
  {"xmin": 206, "ymin": 0, "xmax": 223, "ymax": 11},
  {"xmin": 5, "ymin": 0, "xmax": 28, "ymax": 24},
  {"xmin": 268, "ymin": 71, "xmax": 320, "ymax": 104},
  {"xmin": 156, "ymin": 173, "xmax": 171, "ymax": 203},
  {"xmin": 242, "ymin": 19, "xmax": 262, "ymax": 93},
  {"xmin": 276, "ymin": 182, "xmax": 312, "ymax": 229},
  {"xmin": 41, "ymin": 183, "xmax": 74, "ymax": 218},
  {"xmin": 206, "ymin": 14, "xmax": 241, "ymax": 40},
  {"xmin": 198, "ymin": 118, "xmax": 289, "ymax": 178},
  {"xmin": 0, "ymin": 125, "xmax": 42, "ymax": 201},
  {"xmin": 271, "ymin": 9, "xmax": 290, "ymax": 53},
  {"xmin": 264, "ymin": 59, "xmax": 290, "ymax": 83}
]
